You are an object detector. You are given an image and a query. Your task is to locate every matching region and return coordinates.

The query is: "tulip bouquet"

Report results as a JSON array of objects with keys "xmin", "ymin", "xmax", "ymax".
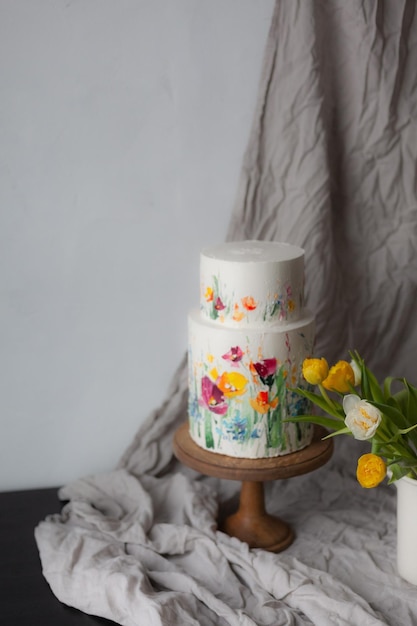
[{"xmin": 290, "ymin": 352, "xmax": 417, "ymax": 488}]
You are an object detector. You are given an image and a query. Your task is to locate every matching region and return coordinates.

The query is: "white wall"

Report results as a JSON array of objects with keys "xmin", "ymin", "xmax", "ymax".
[{"xmin": 0, "ymin": 0, "xmax": 274, "ymax": 491}]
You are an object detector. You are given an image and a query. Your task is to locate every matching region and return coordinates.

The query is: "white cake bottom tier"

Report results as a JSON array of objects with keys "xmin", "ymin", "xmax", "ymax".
[{"xmin": 188, "ymin": 309, "xmax": 315, "ymax": 458}]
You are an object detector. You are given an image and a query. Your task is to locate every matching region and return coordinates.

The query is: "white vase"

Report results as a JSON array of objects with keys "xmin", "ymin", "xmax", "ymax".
[{"xmin": 395, "ymin": 475, "xmax": 417, "ymax": 585}]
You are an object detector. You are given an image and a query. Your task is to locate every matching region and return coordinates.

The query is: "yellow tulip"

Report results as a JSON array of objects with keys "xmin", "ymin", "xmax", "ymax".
[
  {"xmin": 322, "ymin": 360, "xmax": 355, "ymax": 393},
  {"xmin": 302, "ymin": 358, "xmax": 329, "ymax": 385},
  {"xmin": 356, "ymin": 453, "xmax": 386, "ymax": 488}
]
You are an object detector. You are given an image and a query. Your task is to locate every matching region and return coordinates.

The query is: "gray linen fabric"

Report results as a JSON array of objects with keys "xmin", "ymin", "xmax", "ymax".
[{"xmin": 36, "ymin": 2, "xmax": 417, "ymax": 624}]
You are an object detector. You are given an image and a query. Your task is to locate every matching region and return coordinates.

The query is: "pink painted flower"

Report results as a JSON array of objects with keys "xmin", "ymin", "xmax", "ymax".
[
  {"xmin": 222, "ymin": 346, "xmax": 244, "ymax": 363},
  {"xmin": 214, "ymin": 297, "xmax": 226, "ymax": 311},
  {"xmin": 200, "ymin": 376, "xmax": 228, "ymax": 415}
]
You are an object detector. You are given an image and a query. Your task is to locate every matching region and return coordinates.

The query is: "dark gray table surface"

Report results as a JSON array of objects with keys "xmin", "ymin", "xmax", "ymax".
[{"xmin": 0, "ymin": 486, "xmax": 116, "ymax": 625}]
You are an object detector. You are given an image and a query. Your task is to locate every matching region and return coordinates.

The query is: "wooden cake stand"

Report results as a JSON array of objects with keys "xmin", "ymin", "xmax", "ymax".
[{"xmin": 173, "ymin": 423, "xmax": 333, "ymax": 552}]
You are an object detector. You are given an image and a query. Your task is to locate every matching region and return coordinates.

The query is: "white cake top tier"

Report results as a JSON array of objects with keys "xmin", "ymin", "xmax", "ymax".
[{"xmin": 200, "ymin": 240, "xmax": 305, "ymax": 327}]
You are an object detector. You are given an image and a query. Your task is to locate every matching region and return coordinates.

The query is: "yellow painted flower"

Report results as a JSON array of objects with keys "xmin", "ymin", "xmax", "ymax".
[
  {"xmin": 250, "ymin": 390, "xmax": 278, "ymax": 414},
  {"xmin": 217, "ymin": 371, "xmax": 248, "ymax": 398},
  {"xmin": 322, "ymin": 360, "xmax": 355, "ymax": 393},
  {"xmin": 288, "ymin": 299, "xmax": 295, "ymax": 312},
  {"xmin": 232, "ymin": 304, "xmax": 244, "ymax": 322},
  {"xmin": 209, "ymin": 367, "xmax": 219, "ymax": 381},
  {"xmin": 356, "ymin": 453, "xmax": 386, "ymax": 488},
  {"xmin": 302, "ymin": 358, "xmax": 329, "ymax": 385},
  {"xmin": 205, "ymin": 286, "xmax": 213, "ymax": 302}
]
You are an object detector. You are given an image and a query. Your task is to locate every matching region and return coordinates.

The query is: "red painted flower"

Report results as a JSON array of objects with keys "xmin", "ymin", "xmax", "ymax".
[
  {"xmin": 242, "ymin": 296, "xmax": 257, "ymax": 311},
  {"xmin": 200, "ymin": 376, "xmax": 228, "ymax": 415},
  {"xmin": 252, "ymin": 358, "xmax": 277, "ymax": 379},
  {"xmin": 251, "ymin": 358, "xmax": 277, "ymax": 387},
  {"xmin": 250, "ymin": 390, "xmax": 278, "ymax": 414}
]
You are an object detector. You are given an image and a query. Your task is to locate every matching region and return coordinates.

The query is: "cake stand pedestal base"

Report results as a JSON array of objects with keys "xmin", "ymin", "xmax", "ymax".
[
  {"xmin": 223, "ymin": 480, "xmax": 294, "ymax": 551},
  {"xmin": 173, "ymin": 423, "xmax": 333, "ymax": 552}
]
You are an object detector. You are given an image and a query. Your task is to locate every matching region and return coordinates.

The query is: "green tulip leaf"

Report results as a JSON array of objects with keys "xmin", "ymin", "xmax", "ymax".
[
  {"xmin": 322, "ymin": 426, "xmax": 352, "ymax": 439},
  {"xmin": 294, "ymin": 387, "xmax": 344, "ymax": 419},
  {"xmin": 284, "ymin": 414, "xmax": 346, "ymax": 431}
]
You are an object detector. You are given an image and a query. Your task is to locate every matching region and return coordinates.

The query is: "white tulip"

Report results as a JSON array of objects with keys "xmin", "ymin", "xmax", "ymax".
[
  {"xmin": 350, "ymin": 359, "xmax": 362, "ymax": 386},
  {"xmin": 343, "ymin": 394, "xmax": 382, "ymax": 440}
]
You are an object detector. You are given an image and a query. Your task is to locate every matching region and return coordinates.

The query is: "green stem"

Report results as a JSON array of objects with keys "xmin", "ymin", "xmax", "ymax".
[
  {"xmin": 374, "ymin": 421, "xmax": 417, "ymax": 461},
  {"xmin": 318, "ymin": 384, "xmax": 339, "ymax": 412}
]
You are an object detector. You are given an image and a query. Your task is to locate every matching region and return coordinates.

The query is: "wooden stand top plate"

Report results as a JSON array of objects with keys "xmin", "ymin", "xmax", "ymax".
[{"xmin": 173, "ymin": 422, "xmax": 333, "ymax": 482}]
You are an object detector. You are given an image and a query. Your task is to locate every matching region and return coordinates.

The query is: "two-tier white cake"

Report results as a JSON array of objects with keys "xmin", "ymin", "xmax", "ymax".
[{"xmin": 188, "ymin": 240, "xmax": 314, "ymax": 458}]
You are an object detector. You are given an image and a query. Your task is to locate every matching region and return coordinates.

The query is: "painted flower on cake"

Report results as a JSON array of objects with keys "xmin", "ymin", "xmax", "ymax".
[
  {"xmin": 290, "ymin": 363, "xmax": 298, "ymax": 386},
  {"xmin": 290, "ymin": 393, "xmax": 311, "ymax": 418},
  {"xmin": 205, "ymin": 287, "xmax": 213, "ymax": 302},
  {"xmin": 214, "ymin": 297, "xmax": 226, "ymax": 311},
  {"xmin": 270, "ymin": 294, "xmax": 283, "ymax": 319},
  {"xmin": 221, "ymin": 413, "xmax": 249, "ymax": 442},
  {"xmin": 188, "ymin": 395, "xmax": 200, "ymax": 421},
  {"xmin": 232, "ymin": 303, "xmax": 244, "ymax": 322},
  {"xmin": 242, "ymin": 296, "xmax": 257, "ymax": 311},
  {"xmin": 251, "ymin": 358, "xmax": 277, "ymax": 387},
  {"xmin": 250, "ymin": 390, "xmax": 278, "ymax": 414},
  {"xmin": 222, "ymin": 346, "xmax": 244, "ymax": 364},
  {"xmin": 217, "ymin": 371, "xmax": 248, "ymax": 398},
  {"xmin": 200, "ymin": 376, "xmax": 228, "ymax": 415},
  {"xmin": 343, "ymin": 394, "xmax": 381, "ymax": 440}
]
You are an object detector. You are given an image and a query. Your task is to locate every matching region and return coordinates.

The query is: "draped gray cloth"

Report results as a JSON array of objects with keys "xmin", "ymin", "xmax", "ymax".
[{"xmin": 36, "ymin": 2, "xmax": 417, "ymax": 624}]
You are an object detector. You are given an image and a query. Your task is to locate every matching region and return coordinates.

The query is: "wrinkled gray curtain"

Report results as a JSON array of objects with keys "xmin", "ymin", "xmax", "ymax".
[
  {"xmin": 36, "ymin": 3, "xmax": 417, "ymax": 625},
  {"xmin": 228, "ymin": 0, "xmax": 417, "ymax": 383}
]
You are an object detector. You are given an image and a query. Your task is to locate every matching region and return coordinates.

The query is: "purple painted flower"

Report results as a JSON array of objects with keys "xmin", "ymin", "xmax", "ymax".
[{"xmin": 200, "ymin": 376, "xmax": 228, "ymax": 415}]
